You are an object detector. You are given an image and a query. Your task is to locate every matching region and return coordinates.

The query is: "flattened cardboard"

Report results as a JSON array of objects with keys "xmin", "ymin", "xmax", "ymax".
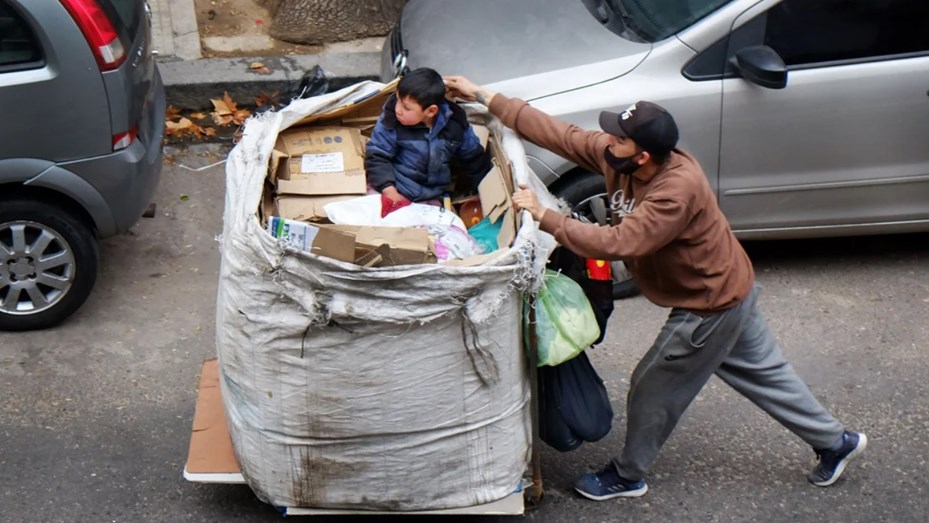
[
  {"xmin": 472, "ymin": 124, "xmax": 490, "ymax": 149},
  {"xmin": 268, "ymin": 217, "xmax": 356, "ymax": 262},
  {"xmin": 496, "ymin": 207, "xmax": 517, "ymax": 251},
  {"xmin": 186, "ymin": 359, "xmax": 240, "ymax": 474},
  {"xmin": 354, "ymin": 243, "xmax": 391, "ymax": 268},
  {"xmin": 268, "ymin": 149, "xmax": 287, "ymax": 183},
  {"xmin": 267, "ymin": 217, "xmax": 433, "ymax": 266},
  {"xmin": 324, "ymin": 224, "xmax": 437, "ymax": 266},
  {"xmin": 478, "ymin": 164, "xmax": 510, "ymax": 224},
  {"xmin": 276, "ymin": 195, "xmax": 357, "ymax": 223},
  {"xmin": 275, "ymin": 127, "xmax": 367, "ymax": 196},
  {"xmin": 294, "ymin": 78, "xmax": 400, "ymax": 127},
  {"xmin": 488, "ymin": 135, "xmax": 514, "ymax": 187}
]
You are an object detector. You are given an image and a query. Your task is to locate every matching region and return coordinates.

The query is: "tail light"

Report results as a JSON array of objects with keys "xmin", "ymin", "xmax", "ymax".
[
  {"xmin": 59, "ymin": 0, "xmax": 126, "ymax": 71},
  {"xmin": 586, "ymin": 258, "xmax": 612, "ymax": 281},
  {"xmin": 112, "ymin": 126, "xmax": 137, "ymax": 151}
]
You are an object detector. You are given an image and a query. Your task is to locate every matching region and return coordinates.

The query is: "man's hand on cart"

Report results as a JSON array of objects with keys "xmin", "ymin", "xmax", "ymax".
[{"xmin": 512, "ymin": 184, "xmax": 547, "ymax": 222}]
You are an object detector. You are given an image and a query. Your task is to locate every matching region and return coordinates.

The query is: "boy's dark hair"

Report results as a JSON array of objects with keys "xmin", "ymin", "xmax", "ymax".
[{"xmin": 397, "ymin": 68, "xmax": 446, "ymax": 110}]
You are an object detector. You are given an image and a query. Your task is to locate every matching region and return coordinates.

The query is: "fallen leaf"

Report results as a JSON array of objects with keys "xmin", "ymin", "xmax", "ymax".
[
  {"xmin": 254, "ymin": 66, "xmax": 272, "ymax": 75},
  {"xmin": 211, "ymin": 93, "xmax": 235, "ymax": 116},
  {"xmin": 212, "ymin": 113, "xmax": 234, "ymax": 126},
  {"xmin": 179, "ymin": 194, "xmax": 190, "ymax": 202},
  {"xmin": 255, "ymin": 92, "xmax": 279, "ymax": 107},
  {"xmin": 190, "ymin": 112, "xmax": 207, "ymax": 120},
  {"xmin": 165, "ymin": 117, "xmax": 195, "ymax": 136},
  {"xmin": 166, "ymin": 105, "xmax": 182, "ymax": 120},
  {"xmin": 249, "ymin": 62, "xmax": 265, "ymax": 69},
  {"xmin": 232, "ymin": 108, "xmax": 251, "ymax": 125},
  {"xmin": 224, "ymin": 92, "xmax": 237, "ymax": 111}
]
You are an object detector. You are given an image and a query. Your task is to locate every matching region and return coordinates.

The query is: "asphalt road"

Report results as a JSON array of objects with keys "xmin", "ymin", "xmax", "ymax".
[{"xmin": 2, "ymin": 144, "xmax": 928, "ymax": 522}]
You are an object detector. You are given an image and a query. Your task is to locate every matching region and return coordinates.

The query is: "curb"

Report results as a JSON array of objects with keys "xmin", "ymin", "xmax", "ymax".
[{"xmin": 159, "ymin": 52, "xmax": 382, "ymax": 110}]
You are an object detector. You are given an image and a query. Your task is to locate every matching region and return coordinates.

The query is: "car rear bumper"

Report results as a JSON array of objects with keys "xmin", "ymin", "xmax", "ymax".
[{"xmin": 58, "ymin": 69, "xmax": 166, "ymax": 237}]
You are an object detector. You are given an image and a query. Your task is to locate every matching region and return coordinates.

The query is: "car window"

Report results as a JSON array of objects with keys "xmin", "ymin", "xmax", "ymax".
[
  {"xmin": 684, "ymin": 0, "xmax": 929, "ymax": 80},
  {"xmin": 764, "ymin": 0, "xmax": 929, "ymax": 66},
  {"xmin": 0, "ymin": 0, "xmax": 42, "ymax": 70},
  {"xmin": 587, "ymin": 0, "xmax": 735, "ymax": 42}
]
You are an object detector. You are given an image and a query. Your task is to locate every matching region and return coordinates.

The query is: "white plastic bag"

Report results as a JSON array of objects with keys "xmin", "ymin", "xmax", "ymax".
[
  {"xmin": 324, "ymin": 194, "xmax": 468, "ymax": 230},
  {"xmin": 428, "ymin": 223, "xmax": 484, "ymax": 260}
]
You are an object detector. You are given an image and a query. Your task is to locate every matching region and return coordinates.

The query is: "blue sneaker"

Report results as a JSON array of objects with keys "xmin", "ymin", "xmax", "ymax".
[
  {"xmin": 574, "ymin": 463, "xmax": 648, "ymax": 500},
  {"xmin": 809, "ymin": 430, "xmax": 868, "ymax": 487}
]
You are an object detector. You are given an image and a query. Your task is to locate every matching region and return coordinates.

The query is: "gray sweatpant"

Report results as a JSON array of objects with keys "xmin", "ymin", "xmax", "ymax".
[{"xmin": 613, "ymin": 284, "xmax": 845, "ymax": 481}]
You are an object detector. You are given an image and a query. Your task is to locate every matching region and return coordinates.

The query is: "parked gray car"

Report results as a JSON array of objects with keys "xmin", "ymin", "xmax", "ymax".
[
  {"xmin": 0, "ymin": 0, "xmax": 165, "ymax": 330},
  {"xmin": 382, "ymin": 0, "xmax": 929, "ymax": 296}
]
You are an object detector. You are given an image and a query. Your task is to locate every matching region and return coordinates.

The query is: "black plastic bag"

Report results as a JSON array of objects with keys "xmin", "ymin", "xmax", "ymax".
[
  {"xmin": 538, "ymin": 351, "xmax": 614, "ymax": 451},
  {"xmin": 537, "ymin": 247, "xmax": 615, "ymax": 451},
  {"xmin": 292, "ymin": 65, "xmax": 330, "ymax": 100}
]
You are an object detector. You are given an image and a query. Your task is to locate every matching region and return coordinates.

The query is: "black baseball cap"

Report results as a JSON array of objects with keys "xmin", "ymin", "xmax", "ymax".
[{"xmin": 599, "ymin": 101, "xmax": 679, "ymax": 157}]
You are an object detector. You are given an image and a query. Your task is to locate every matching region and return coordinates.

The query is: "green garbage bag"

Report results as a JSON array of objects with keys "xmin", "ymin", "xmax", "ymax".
[{"xmin": 525, "ymin": 269, "xmax": 601, "ymax": 367}]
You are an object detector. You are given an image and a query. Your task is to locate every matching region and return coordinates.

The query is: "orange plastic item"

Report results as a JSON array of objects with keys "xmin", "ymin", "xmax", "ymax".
[
  {"xmin": 458, "ymin": 198, "xmax": 484, "ymax": 228},
  {"xmin": 586, "ymin": 258, "xmax": 612, "ymax": 280}
]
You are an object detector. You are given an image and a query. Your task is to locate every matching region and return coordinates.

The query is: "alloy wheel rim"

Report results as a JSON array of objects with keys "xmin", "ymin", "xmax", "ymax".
[{"xmin": 0, "ymin": 220, "xmax": 75, "ymax": 315}]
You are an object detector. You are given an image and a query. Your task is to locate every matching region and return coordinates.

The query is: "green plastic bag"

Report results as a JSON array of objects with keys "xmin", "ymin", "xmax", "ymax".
[{"xmin": 525, "ymin": 269, "xmax": 601, "ymax": 367}]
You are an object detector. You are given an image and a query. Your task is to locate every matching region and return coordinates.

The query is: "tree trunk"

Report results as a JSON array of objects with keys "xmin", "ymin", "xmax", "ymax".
[{"xmin": 258, "ymin": 0, "xmax": 407, "ymax": 45}]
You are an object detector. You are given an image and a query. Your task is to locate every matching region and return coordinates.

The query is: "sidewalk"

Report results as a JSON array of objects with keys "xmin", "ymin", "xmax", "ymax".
[{"xmin": 149, "ymin": 0, "xmax": 382, "ymax": 109}]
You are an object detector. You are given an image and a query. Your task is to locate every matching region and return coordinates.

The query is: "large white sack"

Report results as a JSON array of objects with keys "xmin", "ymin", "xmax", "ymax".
[{"xmin": 215, "ymin": 80, "xmax": 560, "ymax": 510}]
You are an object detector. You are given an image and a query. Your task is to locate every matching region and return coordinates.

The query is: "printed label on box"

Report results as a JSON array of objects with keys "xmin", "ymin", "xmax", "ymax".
[
  {"xmin": 268, "ymin": 216, "xmax": 320, "ymax": 251},
  {"xmin": 300, "ymin": 152, "xmax": 345, "ymax": 174}
]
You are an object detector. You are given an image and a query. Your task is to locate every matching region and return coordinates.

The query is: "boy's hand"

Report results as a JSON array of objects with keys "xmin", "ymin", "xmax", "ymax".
[
  {"xmin": 382, "ymin": 185, "xmax": 405, "ymax": 203},
  {"xmin": 380, "ymin": 187, "xmax": 411, "ymax": 218},
  {"xmin": 511, "ymin": 184, "xmax": 546, "ymax": 222},
  {"xmin": 444, "ymin": 76, "xmax": 497, "ymax": 107}
]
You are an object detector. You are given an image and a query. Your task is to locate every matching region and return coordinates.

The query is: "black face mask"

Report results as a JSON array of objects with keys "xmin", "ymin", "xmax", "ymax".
[{"xmin": 604, "ymin": 146, "xmax": 641, "ymax": 175}]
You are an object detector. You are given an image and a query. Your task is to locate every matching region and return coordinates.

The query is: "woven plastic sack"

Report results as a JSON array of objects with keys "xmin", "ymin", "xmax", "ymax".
[{"xmin": 526, "ymin": 269, "xmax": 600, "ymax": 367}]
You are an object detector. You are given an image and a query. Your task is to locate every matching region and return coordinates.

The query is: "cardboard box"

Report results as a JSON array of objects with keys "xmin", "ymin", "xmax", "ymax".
[
  {"xmin": 276, "ymin": 195, "xmax": 357, "ymax": 223},
  {"xmin": 268, "ymin": 217, "xmax": 436, "ymax": 266},
  {"xmin": 325, "ymin": 224, "xmax": 437, "ymax": 266},
  {"xmin": 274, "ymin": 126, "xmax": 367, "ymax": 196},
  {"xmin": 267, "ymin": 216, "xmax": 355, "ymax": 262}
]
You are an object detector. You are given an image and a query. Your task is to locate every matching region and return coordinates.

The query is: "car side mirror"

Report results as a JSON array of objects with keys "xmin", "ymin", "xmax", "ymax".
[{"xmin": 730, "ymin": 45, "xmax": 788, "ymax": 89}]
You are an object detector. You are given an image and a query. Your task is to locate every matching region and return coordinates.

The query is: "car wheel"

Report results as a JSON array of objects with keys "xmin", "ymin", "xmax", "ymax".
[
  {"xmin": 0, "ymin": 199, "xmax": 99, "ymax": 331},
  {"xmin": 551, "ymin": 171, "xmax": 640, "ymax": 300}
]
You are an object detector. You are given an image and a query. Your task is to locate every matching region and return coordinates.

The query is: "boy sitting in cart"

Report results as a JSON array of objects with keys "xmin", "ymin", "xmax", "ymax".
[{"xmin": 365, "ymin": 67, "xmax": 492, "ymax": 217}]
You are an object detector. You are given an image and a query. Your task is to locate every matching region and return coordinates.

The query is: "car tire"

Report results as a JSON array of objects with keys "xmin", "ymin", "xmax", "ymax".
[
  {"xmin": 0, "ymin": 199, "xmax": 99, "ymax": 331},
  {"xmin": 551, "ymin": 171, "xmax": 640, "ymax": 300}
]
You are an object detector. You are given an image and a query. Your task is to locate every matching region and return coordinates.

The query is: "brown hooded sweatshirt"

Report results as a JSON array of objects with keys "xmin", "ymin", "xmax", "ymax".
[{"xmin": 488, "ymin": 94, "xmax": 753, "ymax": 313}]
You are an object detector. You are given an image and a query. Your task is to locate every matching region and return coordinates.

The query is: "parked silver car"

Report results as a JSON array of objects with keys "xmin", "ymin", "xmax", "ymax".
[
  {"xmin": 382, "ymin": 0, "xmax": 929, "ymax": 296},
  {"xmin": 0, "ymin": 0, "xmax": 165, "ymax": 330}
]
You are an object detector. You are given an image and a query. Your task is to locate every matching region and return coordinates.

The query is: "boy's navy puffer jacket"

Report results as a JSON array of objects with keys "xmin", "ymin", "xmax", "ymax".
[{"xmin": 365, "ymin": 94, "xmax": 491, "ymax": 202}]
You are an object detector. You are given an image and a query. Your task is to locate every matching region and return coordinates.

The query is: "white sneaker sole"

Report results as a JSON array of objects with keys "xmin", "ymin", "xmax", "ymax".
[
  {"xmin": 812, "ymin": 432, "xmax": 868, "ymax": 487},
  {"xmin": 575, "ymin": 483, "xmax": 649, "ymax": 501}
]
